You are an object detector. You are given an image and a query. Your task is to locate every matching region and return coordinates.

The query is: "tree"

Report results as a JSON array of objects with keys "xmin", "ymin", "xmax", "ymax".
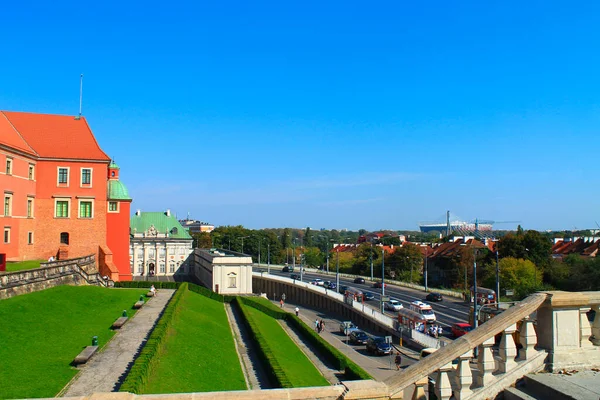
[
  {"xmin": 281, "ymin": 228, "xmax": 292, "ymax": 249},
  {"xmin": 192, "ymin": 232, "xmax": 212, "ymax": 248},
  {"xmin": 387, "ymin": 244, "xmax": 423, "ymax": 283},
  {"xmin": 303, "ymin": 247, "xmax": 323, "ymax": 267},
  {"xmin": 304, "ymin": 227, "xmax": 313, "ymax": 247},
  {"xmin": 484, "ymin": 257, "xmax": 539, "ymax": 299}
]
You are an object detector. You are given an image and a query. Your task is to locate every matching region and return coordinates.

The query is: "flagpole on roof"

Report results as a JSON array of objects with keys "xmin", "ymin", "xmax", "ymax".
[{"xmin": 78, "ymin": 74, "xmax": 84, "ymax": 119}]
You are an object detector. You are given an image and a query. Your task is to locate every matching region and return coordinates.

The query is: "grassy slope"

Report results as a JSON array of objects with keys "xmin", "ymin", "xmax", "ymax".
[
  {"xmin": 243, "ymin": 305, "xmax": 329, "ymax": 388},
  {"xmin": 6, "ymin": 260, "xmax": 44, "ymax": 272},
  {"xmin": 143, "ymin": 290, "xmax": 246, "ymax": 394},
  {"xmin": 0, "ymin": 285, "xmax": 146, "ymax": 399}
]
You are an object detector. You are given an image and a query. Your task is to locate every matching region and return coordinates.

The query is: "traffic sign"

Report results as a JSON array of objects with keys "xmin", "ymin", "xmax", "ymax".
[{"xmin": 385, "ymin": 336, "xmax": 392, "ymax": 344}]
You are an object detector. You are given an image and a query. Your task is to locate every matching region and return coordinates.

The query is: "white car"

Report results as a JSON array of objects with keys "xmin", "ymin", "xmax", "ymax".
[
  {"xmin": 311, "ymin": 278, "xmax": 324, "ymax": 286},
  {"xmin": 384, "ymin": 299, "xmax": 404, "ymax": 312}
]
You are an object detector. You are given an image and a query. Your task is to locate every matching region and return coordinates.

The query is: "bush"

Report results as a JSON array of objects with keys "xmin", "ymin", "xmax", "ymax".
[
  {"xmin": 114, "ymin": 281, "xmax": 181, "ymax": 290},
  {"xmin": 119, "ymin": 283, "xmax": 187, "ymax": 393}
]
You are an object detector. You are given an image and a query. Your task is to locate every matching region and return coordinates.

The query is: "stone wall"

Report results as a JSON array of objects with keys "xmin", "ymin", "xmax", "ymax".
[{"xmin": 0, "ymin": 254, "xmax": 105, "ymax": 300}]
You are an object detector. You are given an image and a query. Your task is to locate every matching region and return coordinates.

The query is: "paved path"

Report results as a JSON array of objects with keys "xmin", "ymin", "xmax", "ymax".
[{"xmin": 63, "ymin": 290, "xmax": 175, "ymax": 396}]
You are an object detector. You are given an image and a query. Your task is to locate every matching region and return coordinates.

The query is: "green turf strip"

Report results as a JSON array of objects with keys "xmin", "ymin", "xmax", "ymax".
[
  {"xmin": 242, "ymin": 305, "xmax": 329, "ymax": 388},
  {"xmin": 5, "ymin": 260, "xmax": 43, "ymax": 272},
  {"xmin": 142, "ymin": 289, "xmax": 246, "ymax": 394},
  {"xmin": 0, "ymin": 285, "xmax": 147, "ymax": 399}
]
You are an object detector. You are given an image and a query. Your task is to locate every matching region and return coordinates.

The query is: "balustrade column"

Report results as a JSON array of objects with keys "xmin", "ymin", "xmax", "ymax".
[
  {"xmin": 434, "ymin": 362, "xmax": 454, "ymax": 400},
  {"xmin": 497, "ymin": 323, "xmax": 518, "ymax": 373},
  {"xmin": 519, "ymin": 318, "xmax": 538, "ymax": 360},
  {"xmin": 591, "ymin": 305, "xmax": 600, "ymax": 346},
  {"xmin": 580, "ymin": 307, "xmax": 594, "ymax": 348},
  {"xmin": 454, "ymin": 351, "xmax": 473, "ymax": 400},
  {"xmin": 476, "ymin": 336, "xmax": 496, "ymax": 387},
  {"xmin": 410, "ymin": 376, "xmax": 428, "ymax": 400}
]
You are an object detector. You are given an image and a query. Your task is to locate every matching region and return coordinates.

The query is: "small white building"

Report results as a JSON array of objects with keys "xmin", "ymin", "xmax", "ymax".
[
  {"xmin": 129, "ymin": 209, "xmax": 193, "ymax": 278},
  {"xmin": 191, "ymin": 248, "xmax": 253, "ymax": 294}
]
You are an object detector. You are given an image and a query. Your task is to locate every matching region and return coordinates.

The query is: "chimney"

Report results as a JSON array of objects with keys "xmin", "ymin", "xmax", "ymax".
[
  {"xmin": 136, "ymin": 209, "xmax": 141, "ymax": 216},
  {"xmin": 166, "ymin": 209, "xmax": 171, "ymax": 217}
]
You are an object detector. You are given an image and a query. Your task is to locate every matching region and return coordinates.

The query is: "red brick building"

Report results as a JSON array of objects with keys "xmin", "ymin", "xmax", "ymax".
[{"xmin": 0, "ymin": 111, "xmax": 132, "ymax": 280}]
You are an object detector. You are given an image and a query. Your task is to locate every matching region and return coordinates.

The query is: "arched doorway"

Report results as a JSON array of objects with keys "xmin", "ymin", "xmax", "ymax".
[{"xmin": 149, "ymin": 262, "xmax": 155, "ymax": 276}]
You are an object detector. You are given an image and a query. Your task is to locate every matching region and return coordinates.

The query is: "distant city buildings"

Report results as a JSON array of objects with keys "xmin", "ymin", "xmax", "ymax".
[
  {"xmin": 179, "ymin": 218, "xmax": 215, "ymax": 234},
  {"xmin": 130, "ymin": 209, "xmax": 193, "ymax": 278}
]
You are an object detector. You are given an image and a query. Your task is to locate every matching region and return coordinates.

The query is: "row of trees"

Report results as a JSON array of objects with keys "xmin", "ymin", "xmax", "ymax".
[{"xmin": 190, "ymin": 226, "xmax": 600, "ymax": 299}]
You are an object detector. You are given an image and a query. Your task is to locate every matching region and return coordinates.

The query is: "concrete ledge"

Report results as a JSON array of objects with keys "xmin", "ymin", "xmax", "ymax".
[
  {"xmin": 111, "ymin": 317, "xmax": 128, "ymax": 329},
  {"xmin": 73, "ymin": 346, "xmax": 98, "ymax": 365},
  {"xmin": 133, "ymin": 301, "xmax": 144, "ymax": 309},
  {"xmin": 342, "ymin": 380, "xmax": 390, "ymax": 399}
]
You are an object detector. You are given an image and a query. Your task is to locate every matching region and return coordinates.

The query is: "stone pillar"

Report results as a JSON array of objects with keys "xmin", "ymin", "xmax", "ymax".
[
  {"xmin": 519, "ymin": 318, "xmax": 538, "ymax": 360},
  {"xmin": 434, "ymin": 362, "xmax": 454, "ymax": 400},
  {"xmin": 411, "ymin": 377, "xmax": 428, "ymax": 400},
  {"xmin": 580, "ymin": 307, "xmax": 594, "ymax": 348},
  {"xmin": 496, "ymin": 323, "xmax": 518, "ymax": 373},
  {"xmin": 455, "ymin": 351, "xmax": 473, "ymax": 400},
  {"xmin": 591, "ymin": 305, "xmax": 600, "ymax": 346},
  {"xmin": 476, "ymin": 336, "xmax": 496, "ymax": 387}
]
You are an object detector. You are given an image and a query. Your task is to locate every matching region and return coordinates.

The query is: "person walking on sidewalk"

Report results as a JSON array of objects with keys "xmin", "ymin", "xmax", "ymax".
[
  {"xmin": 295, "ymin": 306, "xmax": 299, "ymax": 317},
  {"xmin": 395, "ymin": 352, "xmax": 402, "ymax": 370},
  {"xmin": 315, "ymin": 319, "xmax": 320, "ymax": 333}
]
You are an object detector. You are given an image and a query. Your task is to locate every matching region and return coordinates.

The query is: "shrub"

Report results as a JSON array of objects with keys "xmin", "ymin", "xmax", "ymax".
[
  {"xmin": 119, "ymin": 282, "xmax": 187, "ymax": 393},
  {"xmin": 114, "ymin": 281, "xmax": 181, "ymax": 290}
]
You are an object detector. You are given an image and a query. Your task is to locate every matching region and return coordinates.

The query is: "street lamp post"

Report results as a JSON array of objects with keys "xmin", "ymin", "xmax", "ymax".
[
  {"xmin": 267, "ymin": 242, "xmax": 271, "ymax": 274},
  {"xmin": 370, "ymin": 240, "xmax": 374, "ymax": 281},
  {"xmin": 495, "ymin": 250, "xmax": 500, "ymax": 310},
  {"xmin": 381, "ymin": 248, "xmax": 385, "ymax": 313},
  {"xmin": 473, "ymin": 249, "xmax": 479, "ymax": 330},
  {"xmin": 241, "ymin": 236, "xmax": 249, "ymax": 254},
  {"xmin": 292, "ymin": 239, "xmax": 296, "ymax": 271},
  {"xmin": 258, "ymin": 236, "xmax": 261, "ymax": 268},
  {"xmin": 336, "ymin": 246, "xmax": 340, "ymax": 290},
  {"xmin": 300, "ymin": 237, "xmax": 304, "ymax": 282},
  {"xmin": 424, "ymin": 245, "xmax": 429, "ymax": 292}
]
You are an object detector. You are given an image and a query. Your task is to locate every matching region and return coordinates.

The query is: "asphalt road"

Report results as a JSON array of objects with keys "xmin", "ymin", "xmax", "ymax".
[{"xmin": 258, "ymin": 266, "xmax": 471, "ymax": 332}]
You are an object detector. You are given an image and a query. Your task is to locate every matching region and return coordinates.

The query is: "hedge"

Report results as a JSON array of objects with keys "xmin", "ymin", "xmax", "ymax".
[
  {"xmin": 119, "ymin": 282, "xmax": 187, "ymax": 393},
  {"xmin": 114, "ymin": 281, "xmax": 181, "ymax": 290},
  {"xmin": 231, "ymin": 297, "xmax": 292, "ymax": 388},
  {"xmin": 187, "ymin": 283, "xmax": 235, "ymax": 303},
  {"xmin": 239, "ymin": 297, "xmax": 372, "ymax": 381}
]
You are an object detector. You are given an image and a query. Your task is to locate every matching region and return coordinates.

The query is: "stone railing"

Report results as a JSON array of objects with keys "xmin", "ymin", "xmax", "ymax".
[
  {"xmin": 384, "ymin": 291, "xmax": 600, "ymax": 400},
  {"xmin": 0, "ymin": 255, "xmax": 107, "ymax": 299}
]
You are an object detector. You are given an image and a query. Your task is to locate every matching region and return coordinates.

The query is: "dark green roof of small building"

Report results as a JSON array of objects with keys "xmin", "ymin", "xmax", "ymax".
[
  {"xmin": 108, "ymin": 180, "xmax": 132, "ymax": 200},
  {"xmin": 130, "ymin": 212, "xmax": 192, "ymax": 239},
  {"xmin": 109, "ymin": 161, "xmax": 120, "ymax": 169}
]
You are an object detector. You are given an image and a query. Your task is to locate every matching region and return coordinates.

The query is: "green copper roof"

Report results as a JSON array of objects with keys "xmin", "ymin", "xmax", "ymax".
[
  {"xmin": 130, "ymin": 212, "xmax": 192, "ymax": 239},
  {"xmin": 108, "ymin": 180, "xmax": 132, "ymax": 200},
  {"xmin": 109, "ymin": 161, "xmax": 120, "ymax": 169}
]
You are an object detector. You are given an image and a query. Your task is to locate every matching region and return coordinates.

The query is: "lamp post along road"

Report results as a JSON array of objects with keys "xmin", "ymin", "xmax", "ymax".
[
  {"xmin": 326, "ymin": 241, "xmax": 330, "ymax": 274},
  {"xmin": 381, "ymin": 248, "xmax": 385, "ymax": 313},
  {"xmin": 424, "ymin": 246, "xmax": 429, "ymax": 292},
  {"xmin": 370, "ymin": 241, "xmax": 374, "ymax": 281},
  {"xmin": 473, "ymin": 249, "xmax": 479, "ymax": 330},
  {"xmin": 495, "ymin": 250, "xmax": 500, "ymax": 310},
  {"xmin": 267, "ymin": 243, "xmax": 271, "ymax": 274},
  {"xmin": 258, "ymin": 237, "xmax": 261, "ymax": 267},
  {"xmin": 336, "ymin": 246, "xmax": 340, "ymax": 290},
  {"xmin": 300, "ymin": 237, "xmax": 304, "ymax": 282}
]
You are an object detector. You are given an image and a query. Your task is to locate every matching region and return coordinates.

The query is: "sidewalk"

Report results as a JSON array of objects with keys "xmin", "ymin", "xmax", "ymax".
[
  {"xmin": 277, "ymin": 301, "xmax": 417, "ymax": 382},
  {"xmin": 62, "ymin": 289, "xmax": 175, "ymax": 396}
]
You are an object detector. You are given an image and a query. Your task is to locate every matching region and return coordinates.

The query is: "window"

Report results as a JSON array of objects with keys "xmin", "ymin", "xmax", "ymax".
[
  {"xmin": 137, "ymin": 262, "xmax": 143, "ymax": 274},
  {"xmin": 28, "ymin": 164, "xmax": 34, "ymax": 180},
  {"xmin": 58, "ymin": 167, "xmax": 69, "ymax": 184},
  {"xmin": 178, "ymin": 247, "xmax": 186, "ymax": 255},
  {"xmin": 148, "ymin": 248, "xmax": 155, "ymax": 258},
  {"xmin": 137, "ymin": 249, "xmax": 143, "ymax": 258},
  {"xmin": 28, "ymin": 232, "xmax": 33, "ymax": 244},
  {"xmin": 81, "ymin": 168, "xmax": 92, "ymax": 186},
  {"xmin": 159, "ymin": 248, "xmax": 166, "ymax": 258},
  {"xmin": 129, "ymin": 247, "xmax": 134, "ymax": 256},
  {"xmin": 3, "ymin": 228, "xmax": 10, "ymax": 244},
  {"xmin": 55, "ymin": 200, "xmax": 69, "ymax": 218},
  {"xmin": 169, "ymin": 263, "xmax": 175, "ymax": 273},
  {"xmin": 228, "ymin": 276, "xmax": 237, "ymax": 288},
  {"xmin": 160, "ymin": 262, "xmax": 165, "ymax": 273},
  {"xmin": 79, "ymin": 201, "xmax": 93, "ymax": 218},
  {"xmin": 27, "ymin": 198, "xmax": 33, "ymax": 218},
  {"xmin": 6, "ymin": 158, "xmax": 12, "ymax": 174},
  {"xmin": 4, "ymin": 195, "xmax": 11, "ymax": 216},
  {"xmin": 108, "ymin": 202, "xmax": 118, "ymax": 212},
  {"xmin": 60, "ymin": 232, "xmax": 69, "ymax": 245}
]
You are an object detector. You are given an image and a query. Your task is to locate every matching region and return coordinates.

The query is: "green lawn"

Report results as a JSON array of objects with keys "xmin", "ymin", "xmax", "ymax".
[
  {"xmin": 143, "ymin": 290, "xmax": 246, "ymax": 394},
  {"xmin": 242, "ymin": 305, "xmax": 329, "ymax": 388},
  {"xmin": 0, "ymin": 285, "xmax": 147, "ymax": 399},
  {"xmin": 5, "ymin": 259, "xmax": 44, "ymax": 272}
]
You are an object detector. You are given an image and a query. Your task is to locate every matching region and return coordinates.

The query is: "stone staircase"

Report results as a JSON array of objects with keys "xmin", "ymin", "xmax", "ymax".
[{"xmin": 504, "ymin": 371, "xmax": 600, "ymax": 400}]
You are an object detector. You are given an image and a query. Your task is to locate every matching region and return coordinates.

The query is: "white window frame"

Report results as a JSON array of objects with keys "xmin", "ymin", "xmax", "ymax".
[
  {"xmin": 6, "ymin": 157, "xmax": 13, "ymax": 175},
  {"xmin": 108, "ymin": 201, "xmax": 119, "ymax": 213},
  {"xmin": 57, "ymin": 166, "xmax": 70, "ymax": 186},
  {"xmin": 28, "ymin": 164, "xmax": 35, "ymax": 180},
  {"xmin": 54, "ymin": 198, "xmax": 71, "ymax": 218},
  {"xmin": 80, "ymin": 167, "xmax": 93, "ymax": 187},
  {"xmin": 228, "ymin": 276, "xmax": 237, "ymax": 288},
  {"xmin": 4, "ymin": 194, "xmax": 12, "ymax": 217},
  {"xmin": 3, "ymin": 227, "xmax": 10, "ymax": 244},
  {"xmin": 27, "ymin": 197, "xmax": 34, "ymax": 218},
  {"xmin": 28, "ymin": 231, "xmax": 34, "ymax": 244},
  {"xmin": 78, "ymin": 199, "xmax": 94, "ymax": 219},
  {"xmin": 159, "ymin": 262, "xmax": 166, "ymax": 273}
]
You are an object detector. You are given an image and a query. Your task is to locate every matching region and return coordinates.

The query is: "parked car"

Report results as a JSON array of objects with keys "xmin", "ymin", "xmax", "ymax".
[
  {"xmin": 384, "ymin": 299, "xmax": 403, "ymax": 311},
  {"xmin": 290, "ymin": 273, "xmax": 300, "ymax": 280},
  {"xmin": 373, "ymin": 281, "xmax": 387, "ymax": 288},
  {"xmin": 282, "ymin": 266, "xmax": 292, "ymax": 272},
  {"xmin": 353, "ymin": 277, "xmax": 366, "ymax": 284},
  {"xmin": 338, "ymin": 285, "xmax": 349, "ymax": 294},
  {"xmin": 366, "ymin": 336, "xmax": 392, "ymax": 356},
  {"xmin": 339, "ymin": 321, "xmax": 360, "ymax": 335},
  {"xmin": 349, "ymin": 330, "xmax": 369, "ymax": 345},
  {"xmin": 426, "ymin": 292, "xmax": 443, "ymax": 302},
  {"xmin": 451, "ymin": 323, "xmax": 473, "ymax": 338},
  {"xmin": 363, "ymin": 291, "xmax": 375, "ymax": 301}
]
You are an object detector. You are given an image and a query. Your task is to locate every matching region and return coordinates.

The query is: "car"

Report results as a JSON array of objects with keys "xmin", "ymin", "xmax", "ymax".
[
  {"xmin": 373, "ymin": 281, "xmax": 387, "ymax": 288},
  {"xmin": 451, "ymin": 323, "xmax": 473, "ymax": 338},
  {"xmin": 363, "ymin": 291, "xmax": 375, "ymax": 301},
  {"xmin": 426, "ymin": 292, "xmax": 443, "ymax": 302},
  {"xmin": 384, "ymin": 299, "xmax": 403, "ymax": 311},
  {"xmin": 366, "ymin": 336, "xmax": 392, "ymax": 356},
  {"xmin": 290, "ymin": 273, "xmax": 300, "ymax": 280},
  {"xmin": 282, "ymin": 266, "xmax": 291, "ymax": 272},
  {"xmin": 354, "ymin": 277, "xmax": 366, "ymax": 284},
  {"xmin": 348, "ymin": 330, "xmax": 369, "ymax": 345},
  {"xmin": 324, "ymin": 281, "xmax": 337, "ymax": 290},
  {"xmin": 311, "ymin": 278, "xmax": 324, "ymax": 286},
  {"xmin": 339, "ymin": 321, "xmax": 360, "ymax": 335},
  {"xmin": 338, "ymin": 285, "xmax": 349, "ymax": 294}
]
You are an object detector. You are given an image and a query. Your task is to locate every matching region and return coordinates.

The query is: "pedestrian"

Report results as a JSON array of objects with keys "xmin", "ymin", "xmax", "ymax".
[
  {"xmin": 280, "ymin": 299, "xmax": 284, "ymax": 308},
  {"xmin": 295, "ymin": 306, "xmax": 299, "ymax": 317},
  {"xmin": 395, "ymin": 352, "xmax": 402, "ymax": 370},
  {"xmin": 48, "ymin": 255, "xmax": 55, "ymax": 262},
  {"xmin": 319, "ymin": 319, "xmax": 324, "ymax": 333},
  {"xmin": 150, "ymin": 284, "xmax": 156, "ymax": 296},
  {"xmin": 315, "ymin": 319, "xmax": 320, "ymax": 333}
]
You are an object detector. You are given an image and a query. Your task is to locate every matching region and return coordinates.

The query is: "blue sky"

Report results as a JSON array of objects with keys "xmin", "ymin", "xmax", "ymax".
[{"xmin": 1, "ymin": 1, "xmax": 599, "ymax": 231}]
